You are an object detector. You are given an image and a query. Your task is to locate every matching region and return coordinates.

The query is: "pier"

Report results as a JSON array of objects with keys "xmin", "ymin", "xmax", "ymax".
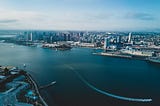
[{"xmin": 93, "ymin": 52, "xmax": 132, "ymax": 59}]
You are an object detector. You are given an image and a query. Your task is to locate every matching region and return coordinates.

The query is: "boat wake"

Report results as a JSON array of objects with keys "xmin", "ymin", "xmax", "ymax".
[{"xmin": 65, "ymin": 65, "xmax": 152, "ymax": 102}]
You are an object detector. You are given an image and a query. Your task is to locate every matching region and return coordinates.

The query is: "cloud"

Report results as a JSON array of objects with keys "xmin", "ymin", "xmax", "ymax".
[
  {"xmin": 85, "ymin": 13, "xmax": 113, "ymax": 20},
  {"xmin": 126, "ymin": 12, "xmax": 155, "ymax": 20},
  {"xmin": 0, "ymin": 19, "xmax": 18, "ymax": 23}
]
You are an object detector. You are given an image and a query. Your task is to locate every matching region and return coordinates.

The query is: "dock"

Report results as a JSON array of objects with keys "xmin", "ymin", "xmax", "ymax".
[{"xmin": 93, "ymin": 52, "xmax": 132, "ymax": 59}]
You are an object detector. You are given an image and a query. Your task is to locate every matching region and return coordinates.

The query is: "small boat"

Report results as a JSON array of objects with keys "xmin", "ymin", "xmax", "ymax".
[{"xmin": 39, "ymin": 81, "xmax": 56, "ymax": 90}]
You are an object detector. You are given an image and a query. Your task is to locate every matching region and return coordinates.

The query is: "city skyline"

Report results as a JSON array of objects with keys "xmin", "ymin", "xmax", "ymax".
[{"xmin": 0, "ymin": 0, "xmax": 160, "ymax": 31}]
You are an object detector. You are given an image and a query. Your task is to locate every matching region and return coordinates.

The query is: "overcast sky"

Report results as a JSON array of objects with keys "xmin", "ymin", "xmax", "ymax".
[{"xmin": 0, "ymin": 0, "xmax": 160, "ymax": 31}]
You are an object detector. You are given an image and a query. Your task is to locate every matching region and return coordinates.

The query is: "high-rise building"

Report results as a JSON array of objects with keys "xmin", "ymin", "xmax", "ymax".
[
  {"xmin": 67, "ymin": 34, "xmax": 71, "ymax": 41},
  {"xmin": 50, "ymin": 36, "xmax": 53, "ymax": 43},
  {"xmin": 26, "ymin": 32, "xmax": 33, "ymax": 41},
  {"xmin": 128, "ymin": 32, "xmax": 132, "ymax": 43},
  {"xmin": 117, "ymin": 35, "xmax": 121, "ymax": 43},
  {"xmin": 30, "ymin": 32, "xmax": 33, "ymax": 41},
  {"xmin": 104, "ymin": 37, "xmax": 110, "ymax": 49},
  {"xmin": 64, "ymin": 34, "xmax": 67, "ymax": 41}
]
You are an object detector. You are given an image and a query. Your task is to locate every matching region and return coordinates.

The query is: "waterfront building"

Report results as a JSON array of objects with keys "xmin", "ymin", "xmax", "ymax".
[{"xmin": 120, "ymin": 46, "xmax": 153, "ymax": 57}]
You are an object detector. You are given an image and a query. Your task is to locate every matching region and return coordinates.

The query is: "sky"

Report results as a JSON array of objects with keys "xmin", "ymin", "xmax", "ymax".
[{"xmin": 0, "ymin": 0, "xmax": 160, "ymax": 31}]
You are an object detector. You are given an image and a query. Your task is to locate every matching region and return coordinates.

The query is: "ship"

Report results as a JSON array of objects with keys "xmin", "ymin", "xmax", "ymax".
[
  {"xmin": 39, "ymin": 81, "xmax": 56, "ymax": 90},
  {"xmin": 148, "ymin": 57, "xmax": 160, "ymax": 64}
]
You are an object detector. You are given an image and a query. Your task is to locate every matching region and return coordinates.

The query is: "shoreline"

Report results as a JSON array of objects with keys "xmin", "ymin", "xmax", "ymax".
[
  {"xmin": 0, "ymin": 66, "xmax": 49, "ymax": 106},
  {"xmin": 25, "ymin": 72, "xmax": 48, "ymax": 106}
]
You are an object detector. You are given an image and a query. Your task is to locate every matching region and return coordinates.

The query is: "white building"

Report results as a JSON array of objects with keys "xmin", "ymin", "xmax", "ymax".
[
  {"xmin": 128, "ymin": 32, "xmax": 132, "ymax": 43},
  {"xmin": 104, "ymin": 37, "xmax": 110, "ymax": 49}
]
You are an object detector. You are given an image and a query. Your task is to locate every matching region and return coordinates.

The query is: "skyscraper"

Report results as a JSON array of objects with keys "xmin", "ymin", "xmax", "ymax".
[
  {"xmin": 128, "ymin": 32, "xmax": 132, "ymax": 43},
  {"xmin": 67, "ymin": 34, "xmax": 71, "ymax": 41},
  {"xmin": 117, "ymin": 35, "xmax": 121, "ymax": 43},
  {"xmin": 30, "ymin": 32, "xmax": 33, "ymax": 41},
  {"xmin": 64, "ymin": 34, "xmax": 67, "ymax": 41},
  {"xmin": 104, "ymin": 37, "xmax": 110, "ymax": 49},
  {"xmin": 50, "ymin": 36, "xmax": 53, "ymax": 43}
]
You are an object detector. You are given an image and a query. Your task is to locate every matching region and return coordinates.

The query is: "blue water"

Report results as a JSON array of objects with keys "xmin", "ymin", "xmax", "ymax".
[
  {"xmin": 0, "ymin": 43, "xmax": 160, "ymax": 106},
  {"xmin": 66, "ymin": 64, "xmax": 152, "ymax": 102}
]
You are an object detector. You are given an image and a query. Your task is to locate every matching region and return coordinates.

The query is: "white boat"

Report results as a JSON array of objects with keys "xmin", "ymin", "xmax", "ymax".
[
  {"xmin": 39, "ymin": 81, "xmax": 56, "ymax": 90},
  {"xmin": 148, "ymin": 57, "xmax": 160, "ymax": 64}
]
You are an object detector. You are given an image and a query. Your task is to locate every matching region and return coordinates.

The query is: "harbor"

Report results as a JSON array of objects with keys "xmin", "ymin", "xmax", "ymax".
[{"xmin": 0, "ymin": 43, "xmax": 160, "ymax": 106}]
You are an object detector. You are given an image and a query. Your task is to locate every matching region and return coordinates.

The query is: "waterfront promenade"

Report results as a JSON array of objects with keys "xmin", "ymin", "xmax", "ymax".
[{"xmin": 26, "ymin": 72, "xmax": 48, "ymax": 106}]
